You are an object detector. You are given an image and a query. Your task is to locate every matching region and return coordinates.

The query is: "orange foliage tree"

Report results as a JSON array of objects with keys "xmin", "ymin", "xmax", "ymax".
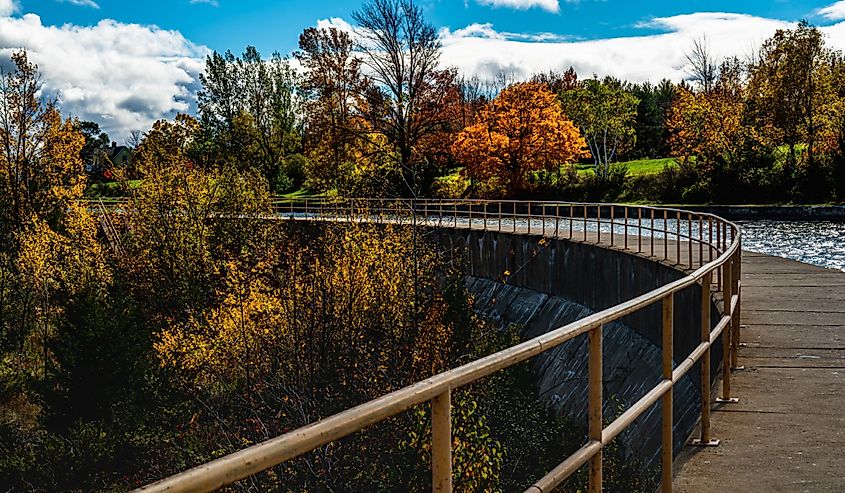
[{"xmin": 451, "ymin": 82, "xmax": 586, "ymax": 196}]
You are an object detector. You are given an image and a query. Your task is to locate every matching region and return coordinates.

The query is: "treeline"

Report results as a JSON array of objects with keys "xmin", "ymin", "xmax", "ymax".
[{"xmin": 96, "ymin": 5, "xmax": 845, "ymax": 204}]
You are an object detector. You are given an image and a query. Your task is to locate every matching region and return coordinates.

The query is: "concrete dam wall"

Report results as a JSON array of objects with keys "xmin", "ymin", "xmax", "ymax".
[{"xmin": 433, "ymin": 228, "xmax": 724, "ymax": 470}]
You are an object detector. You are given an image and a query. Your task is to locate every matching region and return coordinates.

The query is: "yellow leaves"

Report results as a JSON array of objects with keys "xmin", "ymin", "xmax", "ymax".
[{"xmin": 667, "ymin": 87, "xmax": 745, "ymax": 172}]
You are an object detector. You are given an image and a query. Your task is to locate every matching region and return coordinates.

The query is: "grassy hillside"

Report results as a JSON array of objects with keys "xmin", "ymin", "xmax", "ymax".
[{"xmin": 575, "ymin": 157, "xmax": 678, "ymax": 176}]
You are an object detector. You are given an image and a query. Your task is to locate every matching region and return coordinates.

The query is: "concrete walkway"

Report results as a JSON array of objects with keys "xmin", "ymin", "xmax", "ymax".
[{"xmin": 674, "ymin": 252, "xmax": 845, "ymax": 492}]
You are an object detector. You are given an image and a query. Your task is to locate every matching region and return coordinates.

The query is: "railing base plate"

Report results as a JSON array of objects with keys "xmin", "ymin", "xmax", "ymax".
[
  {"xmin": 715, "ymin": 397, "xmax": 739, "ymax": 404},
  {"xmin": 731, "ymin": 366, "xmax": 746, "ymax": 371},
  {"xmin": 691, "ymin": 438, "xmax": 721, "ymax": 447}
]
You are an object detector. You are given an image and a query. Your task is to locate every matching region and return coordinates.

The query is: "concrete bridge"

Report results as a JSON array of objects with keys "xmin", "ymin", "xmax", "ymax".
[{"xmin": 111, "ymin": 198, "xmax": 842, "ymax": 492}]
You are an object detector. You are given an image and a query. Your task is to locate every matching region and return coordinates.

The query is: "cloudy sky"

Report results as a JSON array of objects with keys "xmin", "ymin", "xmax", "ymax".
[{"xmin": 5, "ymin": 0, "xmax": 845, "ymax": 139}]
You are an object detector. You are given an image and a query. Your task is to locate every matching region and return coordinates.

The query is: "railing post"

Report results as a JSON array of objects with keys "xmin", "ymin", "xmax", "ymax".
[
  {"xmin": 651, "ymin": 209, "xmax": 655, "ymax": 258},
  {"xmin": 583, "ymin": 205, "xmax": 588, "ymax": 242},
  {"xmin": 716, "ymin": 221, "xmax": 722, "ymax": 289},
  {"xmin": 542, "ymin": 203, "xmax": 546, "ymax": 236},
  {"xmin": 718, "ymin": 261, "xmax": 738, "ymax": 404},
  {"xmin": 663, "ymin": 210, "xmax": 668, "ymax": 260},
  {"xmin": 432, "ymin": 389, "xmax": 452, "ymax": 493},
  {"xmin": 589, "ymin": 324, "xmax": 603, "ymax": 493},
  {"xmin": 610, "ymin": 205, "xmax": 615, "ymax": 247},
  {"xmin": 638, "ymin": 207, "xmax": 642, "ymax": 254},
  {"xmin": 708, "ymin": 217, "xmax": 713, "ymax": 263},
  {"xmin": 569, "ymin": 204, "xmax": 574, "ymax": 239},
  {"xmin": 698, "ymin": 216, "xmax": 703, "ymax": 269},
  {"xmin": 693, "ymin": 271, "xmax": 719, "ymax": 447},
  {"xmin": 467, "ymin": 202, "xmax": 472, "ymax": 229},
  {"xmin": 676, "ymin": 211, "xmax": 681, "ymax": 266},
  {"xmin": 555, "ymin": 204, "xmax": 560, "ymax": 238},
  {"xmin": 688, "ymin": 212, "xmax": 693, "ymax": 269},
  {"xmin": 597, "ymin": 205, "xmax": 602, "ymax": 244},
  {"xmin": 624, "ymin": 206, "xmax": 629, "ymax": 250},
  {"xmin": 662, "ymin": 294, "xmax": 674, "ymax": 493},
  {"xmin": 498, "ymin": 202, "xmax": 502, "ymax": 233},
  {"xmin": 527, "ymin": 201, "xmax": 532, "ymax": 234},
  {"xmin": 732, "ymin": 245, "xmax": 743, "ymax": 371}
]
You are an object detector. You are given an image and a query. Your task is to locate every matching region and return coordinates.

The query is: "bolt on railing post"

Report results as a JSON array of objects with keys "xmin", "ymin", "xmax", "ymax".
[
  {"xmin": 432, "ymin": 389, "xmax": 452, "ymax": 493},
  {"xmin": 588, "ymin": 324, "xmax": 603, "ymax": 493},
  {"xmin": 718, "ymin": 261, "xmax": 738, "ymax": 404},
  {"xmin": 693, "ymin": 271, "xmax": 719, "ymax": 447},
  {"xmin": 661, "ymin": 293, "xmax": 674, "ymax": 493}
]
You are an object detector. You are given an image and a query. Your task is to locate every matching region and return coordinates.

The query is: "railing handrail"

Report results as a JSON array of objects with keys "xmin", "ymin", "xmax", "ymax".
[{"xmin": 91, "ymin": 197, "xmax": 741, "ymax": 493}]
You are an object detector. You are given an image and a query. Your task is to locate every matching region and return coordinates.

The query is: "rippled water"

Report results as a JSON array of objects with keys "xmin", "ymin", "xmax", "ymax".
[{"xmin": 736, "ymin": 220, "xmax": 845, "ymax": 272}]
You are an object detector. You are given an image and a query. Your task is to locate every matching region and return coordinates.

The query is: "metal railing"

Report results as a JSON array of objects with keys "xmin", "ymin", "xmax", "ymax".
[{"xmin": 109, "ymin": 197, "xmax": 742, "ymax": 493}]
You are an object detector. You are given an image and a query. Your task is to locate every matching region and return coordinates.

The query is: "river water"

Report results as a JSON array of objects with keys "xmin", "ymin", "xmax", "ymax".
[{"xmin": 736, "ymin": 220, "xmax": 845, "ymax": 272}]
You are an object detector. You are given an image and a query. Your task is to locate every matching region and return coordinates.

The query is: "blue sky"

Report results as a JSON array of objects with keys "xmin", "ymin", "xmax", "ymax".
[
  {"xmin": 29, "ymin": 0, "xmax": 843, "ymax": 56},
  {"xmin": 5, "ymin": 0, "xmax": 845, "ymax": 137}
]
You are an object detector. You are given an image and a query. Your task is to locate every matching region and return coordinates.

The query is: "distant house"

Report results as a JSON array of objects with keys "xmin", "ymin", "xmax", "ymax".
[{"xmin": 85, "ymin": 142, "xmax": 133, "ymax": 174}]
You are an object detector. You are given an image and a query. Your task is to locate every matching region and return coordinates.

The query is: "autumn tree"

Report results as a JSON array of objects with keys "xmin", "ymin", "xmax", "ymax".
[
  {"xmin": 296, "ymin": 26, "xmax": 367, "ymax": 191},
  {"xmin": 352, "ymin": 0, "xmax": 450, "ymax": 196},
  {"xmin": 452, "ymin": 82, "xmax": 586, "ymax": 196},
  {"xmin": 666, "ymin": 63, "xmax": 761, "ymax": 203},
  {"xmin": 0, "ymin": 50, "xmax": 110, "ymax": 430},
  {"xmin": 560, "ymin": 76, "xmax": 639, "ymax": 179},
  {"xmin": 746, "ymin": 21, "xmax": 843, "ymax": 170}
]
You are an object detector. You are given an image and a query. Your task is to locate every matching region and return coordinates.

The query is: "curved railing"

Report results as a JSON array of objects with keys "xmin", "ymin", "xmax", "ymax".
[{"xmin": 120, "ymin": 198, "xmax": 742, "ymax": 493}]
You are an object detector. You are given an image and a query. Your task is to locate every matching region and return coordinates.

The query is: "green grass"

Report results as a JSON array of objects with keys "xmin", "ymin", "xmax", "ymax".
[
  {"xmin": 279, "ymin": 186, "xmax": 318, "ymax": 198},
  {"xmin": 575, "ymin": 157, "xmax": 678, "ymax": 176},
  {"xmin": 85, "ymin": 180, "xmax": 142, "ymax": 197}
]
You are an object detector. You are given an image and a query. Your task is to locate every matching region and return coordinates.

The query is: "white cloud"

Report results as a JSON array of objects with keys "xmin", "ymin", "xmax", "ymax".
[
  {"xmin": 438, "ymin": 12, "xmax": 808, "ymax": 84},
  {"xmin": 190, "ymin": 0, "xmax": 219, "ymax": 7},
  {"xmin": 817, "ymin": 1, "xmax": 845, "ymax": 20},
  {"xmin": 316, "ymin": 16, "xmax": 355, "ymax": 34},
  {"xmin": 476, "ymin": 0, "xmax": 559, "ymax": 13},
  {"xmin": 57, "ymin": 0, "xmax": 100, "ymax": 9},
  {"xmin": 0, "ymin": 0, "xmax": 18, "ymax": 17},
  {"xmin": 0, "ymin": 12, "xmax": 209, "ymax": 139}
]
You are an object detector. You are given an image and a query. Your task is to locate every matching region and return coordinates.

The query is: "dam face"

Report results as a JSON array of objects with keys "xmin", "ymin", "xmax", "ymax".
[{"xmin": 434, "ymin": 228, "xmax": 724, "ymax": 471}]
